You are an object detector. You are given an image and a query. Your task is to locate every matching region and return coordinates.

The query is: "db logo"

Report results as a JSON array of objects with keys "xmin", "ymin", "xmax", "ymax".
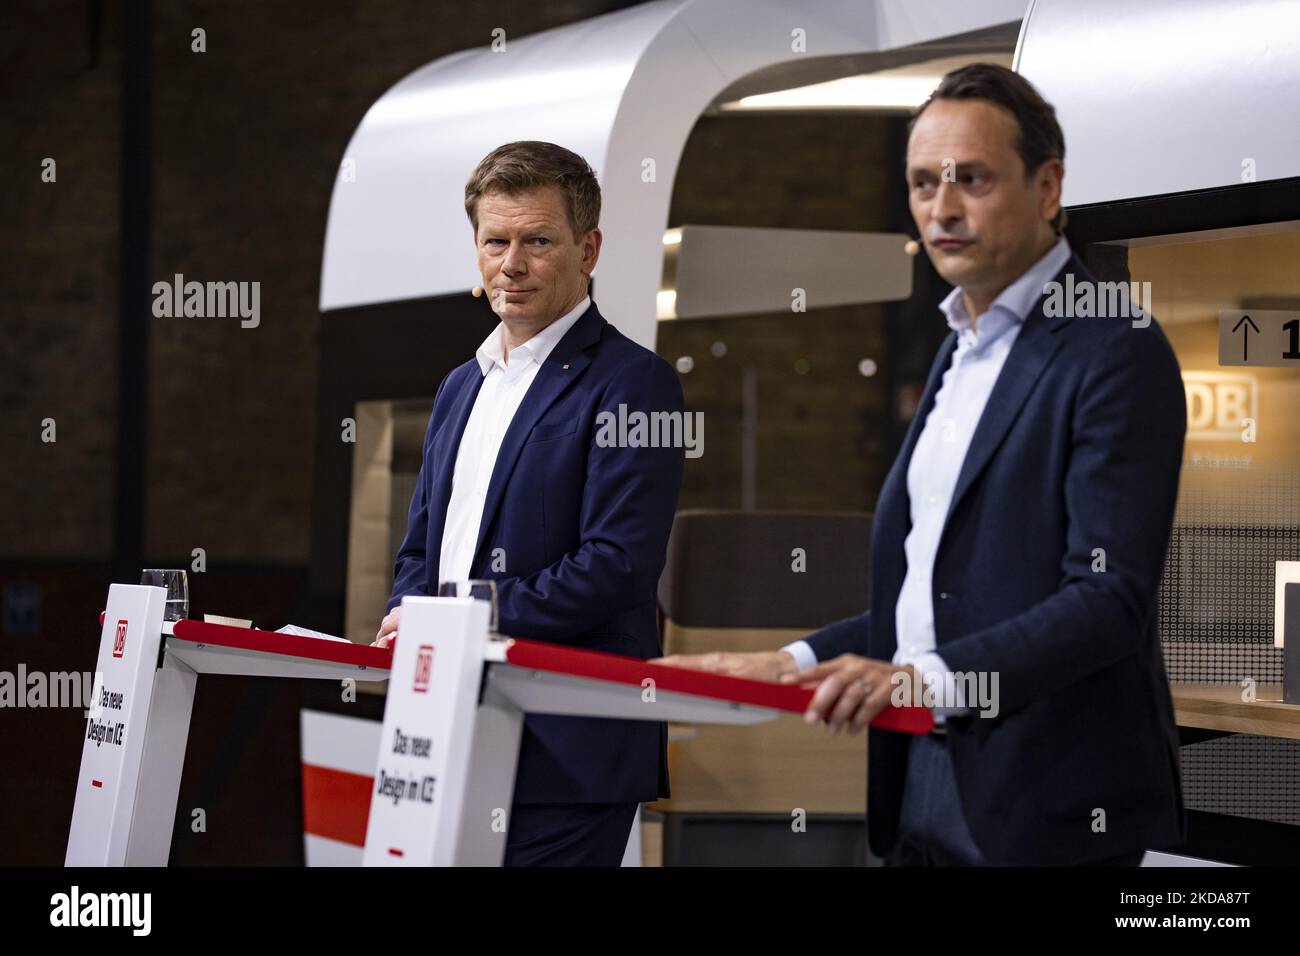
[
  {"xmin": 113, "ymin": 619, "xmax": 128, "ymax": 659},
  {"xmin": 1183, "ymin": 370, "xmax": 1258, "ymax": 441},
  {"xmin": 413, "ymin": 645, "xmax": 434, "ymax": 693}
]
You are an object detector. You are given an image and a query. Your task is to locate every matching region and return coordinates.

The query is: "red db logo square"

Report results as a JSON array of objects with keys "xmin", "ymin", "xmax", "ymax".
[
  {"xmin": 113, "ymin": 619, "xmax": 127, "ymax": 659},
  {"xmin": 413, "ymin": 644, "xmax": 434, "ymax": 693}
]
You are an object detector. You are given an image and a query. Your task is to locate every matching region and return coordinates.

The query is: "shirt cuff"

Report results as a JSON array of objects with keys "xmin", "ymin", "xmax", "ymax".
[
  {"xmin": 780, "ymin": 639, "xmax": 819, "ymax": 672},
  {"xmin": 896, "ymin": 650, "xmax": 971, "ymax": 722}
]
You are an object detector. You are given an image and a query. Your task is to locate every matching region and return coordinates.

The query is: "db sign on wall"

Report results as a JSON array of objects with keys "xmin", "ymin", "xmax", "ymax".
[{"xmin": 1182, "ymin": 370, "xmax": 1258, "ymax": 442}]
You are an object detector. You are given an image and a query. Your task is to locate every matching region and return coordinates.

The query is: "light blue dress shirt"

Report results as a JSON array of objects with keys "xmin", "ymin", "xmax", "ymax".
[{"xmin": 784, "ymin": 238, "xmax": 1072, "ymax": 723}]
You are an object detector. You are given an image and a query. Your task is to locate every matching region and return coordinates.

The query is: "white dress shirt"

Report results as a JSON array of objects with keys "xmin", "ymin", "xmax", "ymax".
[
  {"xmin": 784, "ymin": 239, "xmax": 1072, "ymax": 723},
  {"xmin": 437, "ymin": 296, "xmax": 590, "ymax": 584}
]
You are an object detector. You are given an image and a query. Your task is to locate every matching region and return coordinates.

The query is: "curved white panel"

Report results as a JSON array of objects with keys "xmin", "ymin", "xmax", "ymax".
[
  {"xmin": 1016, "ymin": 0, "xmax": 1300, "ymax": 209},
  {"xmin": 320, "ymin": 0, "xmax": 1029, "ymax": 346},
  {"xmin": 318, "ymin": 1, "xmax": 673, "ymax": 316}
]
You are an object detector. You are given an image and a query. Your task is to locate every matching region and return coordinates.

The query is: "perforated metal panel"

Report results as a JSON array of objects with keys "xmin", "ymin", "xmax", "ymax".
[{"xmin": 1158, "ymin": 457, "xmax": 1300, "ymax": 826}]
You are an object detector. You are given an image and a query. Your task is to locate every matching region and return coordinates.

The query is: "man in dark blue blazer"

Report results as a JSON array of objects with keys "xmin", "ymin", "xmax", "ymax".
[
  {"xmin": 662, "ymin": 65, "xmax": 1186, "ymax": 866},
  {"xmin": 374, "ymin": 142, "xmax": 684, "ymax": 865}
]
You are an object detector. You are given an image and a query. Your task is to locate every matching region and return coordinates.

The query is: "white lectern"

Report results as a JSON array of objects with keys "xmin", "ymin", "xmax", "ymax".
[
  {"xmin": 66, "ymin": 587, "xmax": 931, "ymax": 866},
  {"xmin": 65, "ymin": 584, "xmax": 390, "ymax": 866}
]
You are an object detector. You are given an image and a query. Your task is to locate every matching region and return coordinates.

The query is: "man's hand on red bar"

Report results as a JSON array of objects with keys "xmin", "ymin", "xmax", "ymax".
[
  {"xmin": 783, "ymin": 655, "xmax": 925, "ymax": 736},
  {"xmin": 372, "ymin": 607, "xmax": 400, "ymax": 649}
]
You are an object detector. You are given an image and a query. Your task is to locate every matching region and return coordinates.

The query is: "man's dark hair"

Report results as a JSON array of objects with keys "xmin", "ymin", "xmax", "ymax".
[{"xmin": 910, "ymin": 63, "xmax": 1067, "ymax": 233}]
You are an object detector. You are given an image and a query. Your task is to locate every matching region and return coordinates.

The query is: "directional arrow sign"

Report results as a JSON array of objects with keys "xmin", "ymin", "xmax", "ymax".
[
  {"xmin": 1219, "ymin": 310, "xmax": 1300, "ymax": 368},
  {"xmin": 1232, "ymin": 313, "xmax": 1259, "ymax": 362}
]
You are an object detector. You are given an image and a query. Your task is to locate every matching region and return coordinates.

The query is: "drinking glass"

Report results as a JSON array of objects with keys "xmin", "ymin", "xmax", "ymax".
[{"xmin": 141, "ymin": 569, "xmax": 189, "ymax": 622}]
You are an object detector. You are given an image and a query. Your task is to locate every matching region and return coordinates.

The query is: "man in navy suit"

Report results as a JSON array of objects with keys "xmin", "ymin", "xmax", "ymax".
[
  {"xmin": 662, "ymin": 64, "xmax": 1186, "ymax": 866},
  {"xmin": 373, "ymin": 141, "xmax": 684, "ymax": 865}
]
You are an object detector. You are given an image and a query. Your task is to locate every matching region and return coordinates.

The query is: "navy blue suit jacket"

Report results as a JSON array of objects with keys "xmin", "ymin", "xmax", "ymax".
[
  {"xmin": 808, "ymin": 255, "xmax": 1188, "ymax": 865},
  {"xmin": 388, "ymin": 301, "xmax": 683, "ymax": 804}
]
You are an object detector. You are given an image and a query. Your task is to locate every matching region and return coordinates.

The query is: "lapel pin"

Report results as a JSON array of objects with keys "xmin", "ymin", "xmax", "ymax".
[{"xmin": 562, "ymin": 363, "xmax": 571, "ymax": 370}]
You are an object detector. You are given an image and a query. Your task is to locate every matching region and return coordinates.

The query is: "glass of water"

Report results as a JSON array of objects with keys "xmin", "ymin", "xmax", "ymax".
[
  {"xmin": 437, "ymin": 579, "xmax": 498, "ymax": 633},
  {"xmin": 141, "ymin": 569, "xmax": 189, "ymax": 622}
]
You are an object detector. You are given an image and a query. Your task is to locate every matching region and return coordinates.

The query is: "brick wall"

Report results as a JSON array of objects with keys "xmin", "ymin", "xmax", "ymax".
[
  {"xmin": 0, "ymin": 0, "xmax": 624, "ymax": 564},
  {"xmin": 1, "ymin": 2, "xmax": 123, "ymax": 559}
]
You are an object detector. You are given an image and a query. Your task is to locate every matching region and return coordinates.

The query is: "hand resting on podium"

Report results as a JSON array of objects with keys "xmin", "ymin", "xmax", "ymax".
[
  {"xmin": 655, "ymin": 650, "xmax": 924, "ymax": 735},
  {"xmin": 372, "ymin": 606, "xmax": 400, "ymax": 648}
]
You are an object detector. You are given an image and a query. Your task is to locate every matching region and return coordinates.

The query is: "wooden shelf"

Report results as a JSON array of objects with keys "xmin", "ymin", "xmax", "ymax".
[{"xmin": 1172, "ymin": 682, "xmax": 1300, "ymax": 740}]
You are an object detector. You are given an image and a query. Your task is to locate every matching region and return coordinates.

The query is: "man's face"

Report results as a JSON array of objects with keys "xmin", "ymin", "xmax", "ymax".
[
  {"xmin": 474, "ymin": 185, "xmax": 600, "ymax": 327},
  {"xmin": 906, "ymin": 98, "xmax": 1061, "ymax": 302}
]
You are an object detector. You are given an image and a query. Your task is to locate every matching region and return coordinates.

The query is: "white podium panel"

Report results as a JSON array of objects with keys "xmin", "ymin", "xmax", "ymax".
[
  {"xmin": 66, "ymin": 597, "xmax": 392, "ymax": 867},
  {"xmin": 66, "ymin": 584, "xmax": 171, "ymax": 866},
  {"xmin": 363, "ymin": 597, "xmax": 522, "ymax": 866}
]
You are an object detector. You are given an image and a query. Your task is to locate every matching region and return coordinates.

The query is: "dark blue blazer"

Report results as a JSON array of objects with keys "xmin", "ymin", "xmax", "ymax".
[
  {"xmin": 388, "ymin": 301, "xmax": 683, "ymax": 805},
  {"xmin": 808, "ymin": 255, "xmax": 1188, "ymax": 865}
]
